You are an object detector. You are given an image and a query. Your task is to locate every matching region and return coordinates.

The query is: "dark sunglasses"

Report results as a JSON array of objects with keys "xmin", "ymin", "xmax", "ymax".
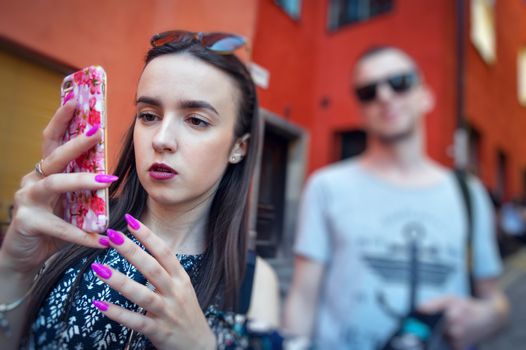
[
  {"xmin": 354, "ymin": 71, "xmax": 420, "ymax": 103},
  {"xmin": 150, "ymin": 30, "xmax": 247, "ymax": 54}
]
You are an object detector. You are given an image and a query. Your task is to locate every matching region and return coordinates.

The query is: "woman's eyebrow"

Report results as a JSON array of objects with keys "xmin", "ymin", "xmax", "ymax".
[
  {"xmin": 179, "ymin": 99, "xmax": 219, "ymax": 116},
  {"xmin": 135, "ymin": 96, "xmax": 161, "ymax": 106},
  {"xmin": 135, "ymin": 96, "xmax": 220, "ymax": 116}
]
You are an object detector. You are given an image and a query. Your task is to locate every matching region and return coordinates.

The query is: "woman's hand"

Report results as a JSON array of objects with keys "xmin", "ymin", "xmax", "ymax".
[
  {"xmin": 90, "ymin": 214, "xmax": 216, "ymax": 350},
  {"xmin": 0, "ymin": 101, "xmax": 113, "ymax": 276}
]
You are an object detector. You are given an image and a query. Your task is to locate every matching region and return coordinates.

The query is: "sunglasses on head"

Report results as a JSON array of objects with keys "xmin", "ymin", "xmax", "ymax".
[
  {"xmin": 354, "ymin": 71, "xmax": 420, "ymax": 103},
  {"xmin": 150, "ymin": 30, "xmax": 247, "ymax": 55}
]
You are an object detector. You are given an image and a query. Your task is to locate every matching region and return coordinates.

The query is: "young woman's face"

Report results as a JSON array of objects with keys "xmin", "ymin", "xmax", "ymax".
[{"xmin": 134, "ymin": 53, "xmax": 242, "ymax": 207}]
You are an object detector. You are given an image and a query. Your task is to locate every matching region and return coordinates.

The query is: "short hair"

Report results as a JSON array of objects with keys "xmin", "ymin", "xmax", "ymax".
[{"xmin": 353, "ymin": 45, "xmax": 422, "ymax": 79}]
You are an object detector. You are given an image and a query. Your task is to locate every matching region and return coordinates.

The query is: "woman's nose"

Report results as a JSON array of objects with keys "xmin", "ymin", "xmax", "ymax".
[{"xmin": 152, "ymin": 117, "xmax": 178, "ymax": 153}]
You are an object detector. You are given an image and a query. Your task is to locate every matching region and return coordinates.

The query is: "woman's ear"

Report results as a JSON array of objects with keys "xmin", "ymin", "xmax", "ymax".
[{"xmin": 229, "ymin": 133, "xmax": 250, "ymax": 164}]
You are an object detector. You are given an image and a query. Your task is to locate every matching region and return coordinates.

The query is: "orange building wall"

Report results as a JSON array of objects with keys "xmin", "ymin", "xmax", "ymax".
[
  {"xmin": 466, "ymin": 0, "xmax": 526, "ymax": 197},
  {"xmin": 252, "ymin": 0, "xmax": 319, "ymax": 128},
  {"xmin": 253, "ymin": 0, "xmax": 526, "ymax": 198},
  {"xmin": 0, "ymin": 0, "xmax": 258, "ymax": 167},
  {"xmin": 253, "ymin": 0, "xmax": 458, "ymax": 172},
  {"xmin": 2, "ymin": 0, "xmax": 525, "ymax": 197},
  {"xmin": 311, "ymin": 0, "xmax": 458, "ymax": 171}
]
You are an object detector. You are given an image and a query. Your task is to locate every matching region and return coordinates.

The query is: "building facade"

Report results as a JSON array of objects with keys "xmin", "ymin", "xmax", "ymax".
[{"xmin": 1, "ymin": 1, "xmax": 525, "ymax": 289}]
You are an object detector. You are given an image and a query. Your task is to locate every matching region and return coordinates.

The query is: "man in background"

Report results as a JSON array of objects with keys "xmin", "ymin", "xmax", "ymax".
[{"xmin": 284, "ymin": 46, "xmax": 509, "ymax": 349}]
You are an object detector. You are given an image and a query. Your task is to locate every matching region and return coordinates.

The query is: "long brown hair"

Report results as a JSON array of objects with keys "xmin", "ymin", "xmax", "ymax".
[{"xmin": 22, "ymin": 35, "xmax": 260, "ymax": 337}]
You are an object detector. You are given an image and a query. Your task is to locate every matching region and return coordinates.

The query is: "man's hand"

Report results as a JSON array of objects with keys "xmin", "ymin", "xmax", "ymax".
[{"xmin": 419, "ymin": 292, "xmax": 508, "ymax": 350}]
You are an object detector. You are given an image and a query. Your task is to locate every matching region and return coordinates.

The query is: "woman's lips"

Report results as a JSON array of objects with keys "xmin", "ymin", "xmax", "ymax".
[
  {"xmin": 148, "ymin": 163, "xmax": 177, "ymax": 180},
  {"xmin": 149, "ymin": 171, "xmax": 176, "ymax": 180}
]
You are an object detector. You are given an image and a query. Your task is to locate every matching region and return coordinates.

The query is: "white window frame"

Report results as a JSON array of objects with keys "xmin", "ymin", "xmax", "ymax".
[
  {"xmin": 519, "ymin": 48, "xmax": 526, "ymax": 107},
  {"xmin": 470, "ymin": 0, "xmax": 496, "ymax": 64}
]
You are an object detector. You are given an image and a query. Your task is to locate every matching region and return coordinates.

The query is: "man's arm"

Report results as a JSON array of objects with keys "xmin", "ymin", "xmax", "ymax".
[
  {"xmin": 283, "ymin": 255, "xmax": 325, "ymax": 339},
  {"xmin": 473, "ymin": 277, "xmax": 509, "ymax": 336}
]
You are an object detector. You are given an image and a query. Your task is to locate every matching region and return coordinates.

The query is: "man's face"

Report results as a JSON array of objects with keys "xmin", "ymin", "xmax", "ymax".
[{"xmin": 353, "ymin": 49, "xmax": 433, "ymax": 143}]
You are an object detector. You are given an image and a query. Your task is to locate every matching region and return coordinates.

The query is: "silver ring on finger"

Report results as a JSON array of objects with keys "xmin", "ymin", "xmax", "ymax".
[{"xmin": 34, "ymin": 159, "xmax": 48, "ymax": 177}]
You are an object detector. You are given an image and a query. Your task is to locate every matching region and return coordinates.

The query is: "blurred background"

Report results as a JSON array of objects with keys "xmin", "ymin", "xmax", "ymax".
[{"xmin": 1, "ymin": 1, "xmax": 525, "ymax": 348}]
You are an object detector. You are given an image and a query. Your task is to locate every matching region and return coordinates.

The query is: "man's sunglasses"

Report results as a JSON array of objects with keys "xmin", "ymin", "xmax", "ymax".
[
  {"xmin": 354, "ymin": 71, "xmax": 420, "ymax": 103},
  {"xmin": 150, "ymin": 30, "xmax": 247, "ymax": 55}
]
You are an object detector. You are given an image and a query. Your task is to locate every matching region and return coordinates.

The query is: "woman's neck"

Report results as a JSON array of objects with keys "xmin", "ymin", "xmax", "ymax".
[{"xmin": 141, "ymin": 196, "xmax": 212, "ymax": 255}]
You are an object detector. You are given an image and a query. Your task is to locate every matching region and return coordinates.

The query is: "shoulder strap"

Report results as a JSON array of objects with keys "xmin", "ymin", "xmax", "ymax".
[
  {"xmin": 237, "ymin": 249, "xmax": 257, "ymax": 314},
  {"xmin": 453, "ymin": 169, "xmax": 476, "ymax": 297}
]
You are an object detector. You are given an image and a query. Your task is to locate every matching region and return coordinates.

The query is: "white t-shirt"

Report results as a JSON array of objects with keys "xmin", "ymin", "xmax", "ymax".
[{"xmin": 294, "ymin": 160, "xmax": 502, "ymax": 350}]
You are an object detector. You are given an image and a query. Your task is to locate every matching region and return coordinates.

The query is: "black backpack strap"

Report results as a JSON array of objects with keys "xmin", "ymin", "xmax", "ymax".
[
  {"xmin": 237, "ymin": 249, "xmax": 257, "ymax": 314},
  {"xmin": 453, "ymin": 169, "xmax": 476, "ymax": 297}
]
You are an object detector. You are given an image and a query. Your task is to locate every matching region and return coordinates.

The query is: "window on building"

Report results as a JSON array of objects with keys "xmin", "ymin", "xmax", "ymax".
[
  {"xmin": 496, "ymin": 149, "xmax": 508, "ymax": 200},
  {"xmin": 327, "ymin": 0, "xmax": 394, "ymax": 30},
  {"xmin": 519, "ymin": 47, "xmax": 526, "ymax": 106},
  {"xmin": 336, "ymin": 129, "xmax": 367, "ymax": 160},
  {"xmin": 274, "ymin": 0, "xmax": 302, "ymax": 20},
  {"xmin": 470, "ymin": 0, "xmax": 496, "ymax": 64}
]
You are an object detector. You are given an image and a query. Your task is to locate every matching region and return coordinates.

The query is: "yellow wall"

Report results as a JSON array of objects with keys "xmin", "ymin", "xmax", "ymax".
[{"xmin": 0, "ymin": 50, "xmax": 64, "ymax": 224}]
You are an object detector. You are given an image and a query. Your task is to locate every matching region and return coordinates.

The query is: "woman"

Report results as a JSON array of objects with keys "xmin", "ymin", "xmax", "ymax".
[{"xmin": 0, "ymin": 30, "xmax": 279, "ymax": 349}]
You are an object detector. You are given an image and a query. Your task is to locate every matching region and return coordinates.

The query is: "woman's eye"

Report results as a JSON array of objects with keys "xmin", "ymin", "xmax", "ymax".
[
  {"xmin": 138, "ymin": 112, "xmax": 159, "ymax": 122},
  {"xmin": 187, "ymin": 115, "xmax": 210, "ymax": 128}
]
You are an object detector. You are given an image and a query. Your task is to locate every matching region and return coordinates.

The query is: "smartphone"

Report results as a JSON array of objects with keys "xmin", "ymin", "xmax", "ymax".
[{"xmin": 60, "ymin": 65, "xmax": 109, "ymax": 233}]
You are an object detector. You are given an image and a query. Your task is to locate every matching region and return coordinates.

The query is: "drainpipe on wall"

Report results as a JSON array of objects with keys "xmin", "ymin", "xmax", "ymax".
[{"xmin": 454, "ymin": 0, "xmax": 468, "ymax": 170}]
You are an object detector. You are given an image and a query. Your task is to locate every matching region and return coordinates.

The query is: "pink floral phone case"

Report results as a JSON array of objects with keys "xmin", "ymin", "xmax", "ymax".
[{"xmin": 61, "ymin": 66, "xmax": 108, "ymax": 233}]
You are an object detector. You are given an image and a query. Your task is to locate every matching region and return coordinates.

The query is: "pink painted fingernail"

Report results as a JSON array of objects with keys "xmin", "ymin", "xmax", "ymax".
[
  {"xmin": 124, "ymin": 213, "xmax": 140, "ymax": 230},
  {"xmin": 99, "ymin": 237, "xmax": 110, "ymax": 247},
  {"xmin": 86, "ymin": 124, "xmax": 100, "ymax": 137},
  {"xmin": 63, "ymin": 91, "xmax": 75, "ymax": 105},
  {"xmin": 95, "ymin": 174, "xmax": 119, "ymax": 183},
  {"xmin": 91, "ymin": 263, "xmax": 112, "ymax": 279},
  {"xmin": 92, "ymin": 300, "xmax": 109, "ymax": 312},
  {"xmin": 107, "ymin": 229, "xmax": 125, "ymax": 245}
]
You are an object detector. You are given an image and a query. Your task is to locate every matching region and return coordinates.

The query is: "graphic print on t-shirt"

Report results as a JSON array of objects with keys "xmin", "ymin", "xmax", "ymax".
[
  {"xmin": 337, "ymin": 209, "xmax": 462, "ymax": 347},
  {"xmin": 363, "ymin": 220, "xmax": 457, "ymax": 318}
]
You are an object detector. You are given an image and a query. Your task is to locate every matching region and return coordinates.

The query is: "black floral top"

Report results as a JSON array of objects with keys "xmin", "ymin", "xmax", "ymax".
[{"xmin": 24, "ymin": 236, "xmax": 267, "ymax": 350}]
